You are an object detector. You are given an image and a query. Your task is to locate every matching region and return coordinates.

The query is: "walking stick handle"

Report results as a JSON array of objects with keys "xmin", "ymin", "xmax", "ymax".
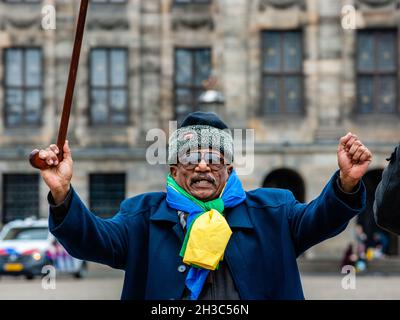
[
  {"xmin": 29, "ymin": 0, "xmax": 89, "ymax": 170},
  {"xmin": 29, "ymin": 149, "xmax": 57, "ymax": 170}
]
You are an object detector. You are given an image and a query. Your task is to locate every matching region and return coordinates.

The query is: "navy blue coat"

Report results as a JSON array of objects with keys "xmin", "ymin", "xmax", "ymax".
[{"xmin": 49, "ymin": 172, "xmax": 365, "ymax": 300}]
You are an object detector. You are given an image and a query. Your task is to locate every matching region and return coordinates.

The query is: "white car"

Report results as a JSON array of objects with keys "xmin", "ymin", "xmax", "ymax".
[{"xmin": 0, "ymin": 217, "xmax": 87, "ymax": 280}]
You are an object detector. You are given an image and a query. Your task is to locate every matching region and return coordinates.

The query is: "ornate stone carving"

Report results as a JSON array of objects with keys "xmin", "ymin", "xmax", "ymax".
[
  {"xmin": 171, "ymin": 14, "xmax": 214, "ymax": 31},
  {"xmin": 259, "ymin": 0, "xmax": 305, "ymax": 10},
  {"xmin": 2, "ymin": 14, "xmax": 41, "ymax": 30},
  {"xmin": 86, "ymin": 5, "xmax": 129, "ymax": 30},
  {"xmin": 357, "ymin": 0, "xmax": 395, "ymax": 7},
  {"xmin": 87, "ymin": 17, "xmax": 129, "ymax": 31},
  {"xmin": 171, "ymin": 1, "xmax": 214, "ymax": 31}
]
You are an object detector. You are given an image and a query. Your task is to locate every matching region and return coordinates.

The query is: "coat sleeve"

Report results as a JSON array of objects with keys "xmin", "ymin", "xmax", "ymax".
[
  {"xmin": 48, "ymin": 188, "xmax": 145, "ymax": 270},
  {"xmin": 286, "ymin": 172, "xmax": 366, "ymax": 256},
  {"xmin": 374, "ymin": 145, "xmax": 400, "ymax": 235}
]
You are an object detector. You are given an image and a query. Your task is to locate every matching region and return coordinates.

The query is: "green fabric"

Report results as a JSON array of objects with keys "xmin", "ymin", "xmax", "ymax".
[
  {"xmin": 166, "ymin": 175, "xmax": 224, "ymax": 213},
  {"xmin": 166, "ymin": 175, "xmax": 225, "ymax": 258}
]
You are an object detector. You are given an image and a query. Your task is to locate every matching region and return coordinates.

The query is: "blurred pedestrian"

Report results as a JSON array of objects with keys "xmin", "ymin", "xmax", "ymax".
[
  {"xmin": 355, "ymin": 224, "xmax": 367, "ymax": 260},
  {"xmin": 372, "ymin": 231, "xmax": 389, "ymax": 258},
  {"xmin": 341, "ymin": 243, "xmax": 357, "ymax": 268}
]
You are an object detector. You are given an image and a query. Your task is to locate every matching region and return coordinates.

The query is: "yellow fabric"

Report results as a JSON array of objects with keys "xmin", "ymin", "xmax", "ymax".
[{"xmin": 183, "ymin": 209, "xmax": 232, "ymax": 270}]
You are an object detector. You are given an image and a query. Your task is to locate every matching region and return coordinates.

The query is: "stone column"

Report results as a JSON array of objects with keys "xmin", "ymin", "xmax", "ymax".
[
  {"xmin": 140, "ymin": 0, "xmax": 162, "ymax": 138},
  {"xmin": 220, "ymin": 0, "xmax": 249, "ymax": 128},
  {"xmin": 314, "ymin": 0, "xmax": 345, "ymax": 142},
  {"xmin": 54, "ymin": 0, "xmax": 76, "ymax": 143}
]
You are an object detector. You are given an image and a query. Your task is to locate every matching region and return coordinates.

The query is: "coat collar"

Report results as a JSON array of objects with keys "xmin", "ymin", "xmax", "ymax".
[
  {"xmin": 225, "ymin": 200, "xmax": 254, "ymax": 230},
  {"xmin": 150, "ymin": 200, "xmax": 179, "ymax": 224}
]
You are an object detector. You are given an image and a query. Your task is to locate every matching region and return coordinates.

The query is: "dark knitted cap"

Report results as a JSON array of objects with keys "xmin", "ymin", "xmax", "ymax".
[
  {"xmin": 180, "ymin": 111, "xmax": 229, "ymax": 130},
  {"xmin": 168, "ymin": 112, "xmax": 233, "ymax": 164}
]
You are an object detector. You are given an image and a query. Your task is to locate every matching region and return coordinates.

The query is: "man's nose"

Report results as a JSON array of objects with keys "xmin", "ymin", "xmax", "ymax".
[{"xmin": 195, "ymin": 159, "xmax": 211, "ymax": 172}]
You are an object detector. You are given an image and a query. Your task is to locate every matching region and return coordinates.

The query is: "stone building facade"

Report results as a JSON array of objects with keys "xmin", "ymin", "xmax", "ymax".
[{"xmin": 0, "ymin": 0, "xmax": 399, "ymax": 258}]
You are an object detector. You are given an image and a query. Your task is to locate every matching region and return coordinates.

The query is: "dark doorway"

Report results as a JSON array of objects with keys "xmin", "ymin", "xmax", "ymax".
[
  {"xmin": 358, "ymin": 169, "xmax": 398, "ymax": 255},
  {"xmin": 262, "ymin": 168, "xmax": 305, "ymax": 202}
]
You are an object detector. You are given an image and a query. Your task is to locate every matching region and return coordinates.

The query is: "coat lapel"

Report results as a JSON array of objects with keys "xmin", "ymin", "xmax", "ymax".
[
  {"xmin": 147, "ymin": 201, "xmax": 187, "ymax": 299},
  {"xmin": 224, "ymin": 200, "xmax": 255, "ymax": 299},
  {"xmin": 225, "ymin": 200, "xmax": 254, "ymax": 230},
  {"xmin": 224, "ymin": 199, "xmax": 277, "ymax": 299},
  {"xmin": 150, "ymin": 201, "xmax": 184, "ymax": 242}
]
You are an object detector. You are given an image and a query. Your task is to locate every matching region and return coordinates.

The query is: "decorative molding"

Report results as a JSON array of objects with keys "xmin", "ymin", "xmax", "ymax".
[
  {"xmin": 171, "ymin": 14, "xmax": 214, "ymax": 31},
  {"xmin": 87, "ymin": 16, "xmax": 129, "ymax": 30},
  {"xmin": 86, "ymin": 4, "xmax": 130, "ymax": 30},
  {"xmin": 2, "ymin": 14, "xmax": 41, "ymax": 30},
  {"xmin": 171, "ymin": 1, "xmax": 214, "ymax": 31},
  {"xmin": 357, "ymin": 0, "xmax": 396, "ymax": 7},
  {"xmin": 259, "ymin": 0, "xmax": 305, "ymax": 11}
]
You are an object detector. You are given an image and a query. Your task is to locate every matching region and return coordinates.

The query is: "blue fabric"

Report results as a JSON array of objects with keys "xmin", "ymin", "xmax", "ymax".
[
  {"xmin": 165, "ymin": 169, "xmax": 246, "ymax": 300},
  {"xmin": 184, "ymin": 268, "xmax": 209, "ymax": 300},
  {"xmin": 49, "ymin": 171, "xmax": 366, "ymax": 300}
]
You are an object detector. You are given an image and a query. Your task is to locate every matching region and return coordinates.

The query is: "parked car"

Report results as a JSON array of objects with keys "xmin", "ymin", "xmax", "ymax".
[{"xmin": 0, "ymin": 217, "xmax": 87, "ymax": 280}]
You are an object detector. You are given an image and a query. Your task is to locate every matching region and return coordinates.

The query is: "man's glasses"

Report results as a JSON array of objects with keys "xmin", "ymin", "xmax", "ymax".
[{"xmin": 178, "ymin": 152, "xmax": 226, "ymax": 170}]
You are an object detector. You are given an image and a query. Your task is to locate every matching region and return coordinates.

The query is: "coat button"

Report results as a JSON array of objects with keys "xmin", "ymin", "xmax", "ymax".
[{"xmin": 178, "ymin": 265, "xmax": 187, "ymax": 273}]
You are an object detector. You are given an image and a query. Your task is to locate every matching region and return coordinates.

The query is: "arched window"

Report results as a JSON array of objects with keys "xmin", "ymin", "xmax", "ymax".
[{"xmin": 262, "ymin": 168, "xmax": 305, "ymax": 202}]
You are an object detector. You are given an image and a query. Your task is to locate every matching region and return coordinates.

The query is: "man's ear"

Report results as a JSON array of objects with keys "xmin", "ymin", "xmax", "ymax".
[
  {"xmin": 227, "ymin": 165, "xmax": 233, "ymax": 175},
  {"xmin": 170, "ymin": 165, "xmax": 178, "ymax": 179}
]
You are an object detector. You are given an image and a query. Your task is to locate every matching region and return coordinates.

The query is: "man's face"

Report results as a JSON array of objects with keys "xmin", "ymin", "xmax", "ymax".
[{"xmin": 170, "ymin": 148, "xmax": 233, "ymax": 201}]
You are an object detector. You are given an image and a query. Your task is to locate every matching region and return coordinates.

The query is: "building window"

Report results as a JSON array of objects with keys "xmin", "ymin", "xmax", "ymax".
[
  {"xmin": 174, "ymin": 48, "xmax": 211, "ymax": 124},
  {"xmin": 2, "ymin": 174, "xmax": 39, "ymax": 224},
  {"xmin": 90, "ymin": 48, "xmax": 128, "ymax": 125},
  {"xmin": 4, "ymin": 48, "xmax": 42, "ymax": 127},
  {"xmin": 89, "ymin": 173, "xmax": 126, "ymax": 218},
  {"xmin": 357, "ymin": 30, "xmax": 398, "ymax": 114},
  {"xmin": 261, "ymin": 30, "xmax": 303, "ymax": 115}
]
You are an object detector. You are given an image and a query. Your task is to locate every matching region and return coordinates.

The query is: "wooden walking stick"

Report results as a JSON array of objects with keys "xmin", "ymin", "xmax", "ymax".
[{"xmin": 29, "ymin": 0, "xmax": 89, "ymax": 170}]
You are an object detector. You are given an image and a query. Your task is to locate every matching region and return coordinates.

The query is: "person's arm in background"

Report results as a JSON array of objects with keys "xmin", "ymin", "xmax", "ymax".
[
  {"xmin": 38, "ymin": 141, "xmax": 133, "ymax": 269},
  {"xmin": 374, "ymin": 144, "xmax": 400, "ymax": 235},
  {"xmin": 287, "ymin": 133, "xmax": 372, "ymax": 256}
]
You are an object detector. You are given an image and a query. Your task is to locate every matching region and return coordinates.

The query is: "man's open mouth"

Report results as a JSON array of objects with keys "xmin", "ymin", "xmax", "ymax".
[
  {"xmin": 192, "ymin": 180, "xmax": 213, "ymax": 187},
  {"xmin": 191, "ymin": 177, "xmax": 215, "ymax": 186}
]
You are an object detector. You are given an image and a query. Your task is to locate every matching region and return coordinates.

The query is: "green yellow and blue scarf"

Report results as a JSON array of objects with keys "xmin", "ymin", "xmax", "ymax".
[{"xmin": 166, "ymin": 170, "xmax": 246, "ymax": 300}]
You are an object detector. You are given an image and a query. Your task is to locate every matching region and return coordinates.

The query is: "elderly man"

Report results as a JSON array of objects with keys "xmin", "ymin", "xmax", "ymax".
[
  {"xmin": 39, "ymin": 112, "xmax": 371, "ymax": 300},
  {"xmin": 374, "ymin": 144, "xmax": 400, "ymax": 234}
]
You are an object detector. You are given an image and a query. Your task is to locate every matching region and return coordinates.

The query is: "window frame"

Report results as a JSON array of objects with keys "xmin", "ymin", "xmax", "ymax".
[
  {"xmin": 173, "ymin": 47, "xmax": 212, "ymax": 122},
  {"xmin": 2, "ymin": 173, "xmax": 39, "ymax": 224},
  {"xmin": 3, "ymin": 47, "xmax": 44, "ymax": 128},
  {"xmin": 89, "ymin": 173, "xmax": 126, "ymax": 218},
  {"xmin": 260, "ymin": 30, "xmax": 304, "ymax": 116},
  {"xmin": 88, "ymin": 47, "xmax": 129, "ymax": 126},
  {"xmin": 355, "ymin": 29, "xmax": 399, "ymax": 115}
]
